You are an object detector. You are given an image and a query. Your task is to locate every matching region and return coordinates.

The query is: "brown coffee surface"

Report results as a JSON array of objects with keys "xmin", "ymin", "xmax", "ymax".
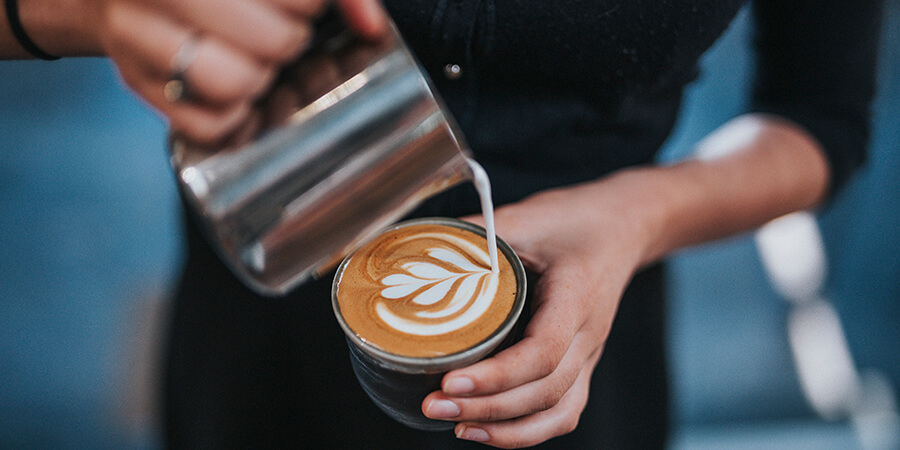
[{"xmin": 336, "ymin": 223, "xmax": 517, "ymax": 357}]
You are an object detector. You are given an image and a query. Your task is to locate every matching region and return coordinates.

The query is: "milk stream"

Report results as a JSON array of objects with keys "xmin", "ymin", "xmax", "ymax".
[{"xmin": 466, "ymin": 159, "xmax": 499, "ymax": 274}]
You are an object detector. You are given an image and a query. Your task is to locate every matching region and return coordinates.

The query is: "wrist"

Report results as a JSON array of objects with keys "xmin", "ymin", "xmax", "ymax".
[
  {"xmin": 600, "ymin": 166, "xmax": 682, "ymax": 269},
  {"xmin": 16, "ymin": 0, "xmax": 103, "ymax": 57}
]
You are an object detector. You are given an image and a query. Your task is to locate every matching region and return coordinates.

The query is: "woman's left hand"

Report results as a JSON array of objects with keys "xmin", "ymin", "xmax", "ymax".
[
  {"xmin": 419, "ymin": 115, "xmax": 832, "ymax": 447},
  {"xmin": 420, "ymin": 175, "xmax": 658, "ymax": 448}
]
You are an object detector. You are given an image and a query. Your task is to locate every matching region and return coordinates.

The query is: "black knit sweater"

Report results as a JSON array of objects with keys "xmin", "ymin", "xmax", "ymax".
[{"xmin": 386, "ymin": 0, "xmax": 882, "ymax": 212}]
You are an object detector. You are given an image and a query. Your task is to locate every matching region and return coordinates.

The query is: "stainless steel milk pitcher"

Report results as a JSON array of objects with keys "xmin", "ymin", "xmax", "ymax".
[{"xmin": 168, "ymin": 12, "xmax": 472, "ymax": 296}]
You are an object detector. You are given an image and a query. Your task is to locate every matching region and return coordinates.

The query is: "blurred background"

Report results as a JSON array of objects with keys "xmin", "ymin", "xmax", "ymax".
[{"xmin": 1, "ymin": 2, "xmax": 897, "ymax": 448}]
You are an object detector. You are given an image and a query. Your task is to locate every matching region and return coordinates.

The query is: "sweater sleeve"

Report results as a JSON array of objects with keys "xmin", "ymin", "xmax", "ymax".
[{"xmin": 750, "ymin": 0, "xmax": 884, "ymax": 196}]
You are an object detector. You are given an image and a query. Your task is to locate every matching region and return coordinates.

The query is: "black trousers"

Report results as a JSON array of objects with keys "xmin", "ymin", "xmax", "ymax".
[{"xmin": 163, "ymin": 219, "xmax": 669, "ymax": 449}]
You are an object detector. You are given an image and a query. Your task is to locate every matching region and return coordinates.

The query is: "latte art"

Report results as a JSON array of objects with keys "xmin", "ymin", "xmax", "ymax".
[
  {"xmin": 336, "ymin": 222, "xmax": 518, "ymax": 357},
  {"xmin": 377, "ymin": 232, "xmax": 499, "ymax": 336}
]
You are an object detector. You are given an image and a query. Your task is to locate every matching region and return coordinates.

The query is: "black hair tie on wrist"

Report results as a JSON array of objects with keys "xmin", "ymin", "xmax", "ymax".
[{"xmin": 4, "ymin": 0, "xmax": 60, "ymax": 60}]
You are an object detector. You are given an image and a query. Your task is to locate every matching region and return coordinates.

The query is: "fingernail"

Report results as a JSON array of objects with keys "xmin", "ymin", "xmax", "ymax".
[
  {"xmin": 425, "ymin": 399, "xmax": 460, "ymax": 419},
  {"xmin": 443, "ymin": 377, "xmax": 475, "ymax": 395},
  {"xmin": 457, "ymin": 426, "xmax": 490, "ymax": 442}
]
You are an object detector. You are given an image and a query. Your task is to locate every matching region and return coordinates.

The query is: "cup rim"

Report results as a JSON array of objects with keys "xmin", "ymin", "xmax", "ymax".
[{"xmin": 331, "ymin": 217, "xmax": 527, "ymax": 374}]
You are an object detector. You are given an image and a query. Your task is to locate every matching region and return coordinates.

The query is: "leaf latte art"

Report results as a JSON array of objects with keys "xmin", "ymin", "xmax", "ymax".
[
  {"xmin": 336, "ymin": 223, "xmax": 518, "ymax": 357},
  {"xmin": 378, "ymin": 233, "xmax": 499, "ymax": 336}
]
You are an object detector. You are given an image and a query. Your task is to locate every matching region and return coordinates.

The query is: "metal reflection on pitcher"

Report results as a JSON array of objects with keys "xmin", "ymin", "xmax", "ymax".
[{"xmin": 169, "ymin": 15, "xmax": 472, "ymax": 296}]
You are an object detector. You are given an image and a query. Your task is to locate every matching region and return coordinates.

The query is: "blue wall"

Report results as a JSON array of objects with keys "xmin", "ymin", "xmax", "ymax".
[
  {"xmin": 663, "ymin": 2, "xmax": 900, "ymax": 446},
  {"xmin": 0, "ymin": 59, "xmax": 182, "ymax": 448}
]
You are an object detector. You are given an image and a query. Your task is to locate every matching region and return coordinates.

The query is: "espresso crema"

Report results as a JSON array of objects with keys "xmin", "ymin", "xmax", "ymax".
[{"xmin": 335, "ymin": 222, "xmax": 517, "ymax": 357}]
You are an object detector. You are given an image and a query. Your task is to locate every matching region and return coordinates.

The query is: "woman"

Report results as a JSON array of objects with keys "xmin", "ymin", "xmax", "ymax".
[{"xmin": 2, "ymin": 0, "xmax": 883, "ymax": 447}]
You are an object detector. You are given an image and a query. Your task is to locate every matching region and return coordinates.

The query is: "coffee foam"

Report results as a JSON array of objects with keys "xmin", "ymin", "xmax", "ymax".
[{"xmin": 336, "ymin": 223, "xmax": 517, "ymax": 357}]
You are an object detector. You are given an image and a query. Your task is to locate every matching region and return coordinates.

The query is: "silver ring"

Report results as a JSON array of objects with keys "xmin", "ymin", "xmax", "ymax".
[{"xmin": 164, "ymin": 34, "xmax": 201, "ymax": 103}]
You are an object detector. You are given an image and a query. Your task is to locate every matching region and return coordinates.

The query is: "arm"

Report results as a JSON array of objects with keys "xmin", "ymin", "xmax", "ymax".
[
  {"xmin": 0, "ymin": 0, "xmax": 100, "ymax": 58},
  {"xmin": 638, "ymin": 114, "xmax": 829, "ymax": 265}
]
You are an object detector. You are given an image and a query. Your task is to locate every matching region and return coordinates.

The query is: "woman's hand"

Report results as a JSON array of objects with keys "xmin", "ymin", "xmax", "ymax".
[
  {"xmin": 421, "ymin": 176, "xmax": 660, "ymax": 448},
  {"xmin": 419, "ymin": 115, "xmax": 830, "ymax": 448},
  {"xmin": 91, "ymin": 0, "xmax": 386, "ymax": 143}
]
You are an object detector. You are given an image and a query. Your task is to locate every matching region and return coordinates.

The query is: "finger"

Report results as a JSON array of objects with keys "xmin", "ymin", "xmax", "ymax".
[
  {"xmin": 336, "ymin": 0, "xmax": 388, "ymax": 39},
  {"xmin": 264, "ymin": 0, "xmax": 330, "ymax": 17},
  {"xmin": 338, "ymin": 43, "xmax": 382, "ymax": 78},
  {"xmin": 115, "ymin": 49, "xmax": 252, "ymax": 144},
  {"xmin": 424, "ymin": 330, "xmax": 600, "ymax": 422},
  {"xmin": 454, "ymin": 354, "xmax": 598, "ymax": 448},
  {"xmin": 184, "ymin": 36, "xmax": 277, "ymax": 105},
  {"xmin": 220, "ymin": 108, "xmax": 265, "ymax": 147},
  {"xmin": 260, "ymin": 83, "xmax": 302, "ymax": 126},
  {"xmin": 106, "ymin": 2, "xmax": 275, "ymax": 106},
  {"xmin": 440, "ymin": 270, "xmax": 584, "ymax": 396},
  {"xmin": 286, "ymin": 53, "xmax": 342, "ymax": 104},
  {"xmin": 158, "ymin": 0, "xmax": 313, "ymax": 63},
  {"xmin": 441, "ymin": 334, "xmax": 571, "ymax": 397}
]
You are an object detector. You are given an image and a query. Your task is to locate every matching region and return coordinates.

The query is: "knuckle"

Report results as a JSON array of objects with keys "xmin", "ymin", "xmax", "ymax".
[
  {"xmin": 535, "ymin": 352, "xmax": 557, "ymax": 377},
  {"xmin": 483, "ymin": 401, "xmax": 505, "ymax": 422},
  {"xmin": 180, "ymin": 120, "xmax": 219, "ymax": 145},
  {"xmin": 506, "ymin": 434, "xmax": 539, "ymax": 449},
  {"xmin": 214, "ymin": 69, "xmax": 260, "ymax": 102},
  {"xmin": 177, "ymin": 108, "xmax": 242, "ymax": 145},
  {"xmin": 560, "ymin": 413, "xmax": 580, "ymax": 436},
  {"xmin": 503, "ymin": 439, "xmax": 524, "ymax": 449},
  {"xmin": 115, "ymin": 64, "xmax": 140, "ymax": 90},
  {"xmin": 104, "ymin": 4, "xmax": 132, "ymax": 43},
  {"xmin": 485, "ymin": 354, "xmax": 516, "ymax": 388},
  {"xmin": 204, "ymin": 58, "xmax": 271, "ymax": 104},
  {"xmin": 491, "ymin": 364, "xmax": 514, "ymax": 389},
  {"xmin": 263, "ymin": 25, "xmax": 309, "ymax": 62},
  {"xmin": 249, "ymin": 66, "xmax": 277, "ymax": 97},
  {"xmin": 536, "ymin": 338, "xmax": 567, "ymax": 376},
  {"xmin": 536, "ymin": 395, "xmax": 557, "ymax": 412},
  {"xmin": 539, "ymin": 377, "xmax": 569, "ymax": 411}
]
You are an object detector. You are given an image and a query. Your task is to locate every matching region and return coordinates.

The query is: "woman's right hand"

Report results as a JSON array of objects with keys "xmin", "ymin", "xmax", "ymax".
[{"xmin": 92, "ymin": 0, "xmax": 386, "ymax": 143}]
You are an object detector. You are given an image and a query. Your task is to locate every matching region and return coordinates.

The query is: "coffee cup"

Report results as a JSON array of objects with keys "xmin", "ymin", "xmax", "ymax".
[{"xmin": 332, "ymin": 217, "xmax": 527, "ymax": 430}]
